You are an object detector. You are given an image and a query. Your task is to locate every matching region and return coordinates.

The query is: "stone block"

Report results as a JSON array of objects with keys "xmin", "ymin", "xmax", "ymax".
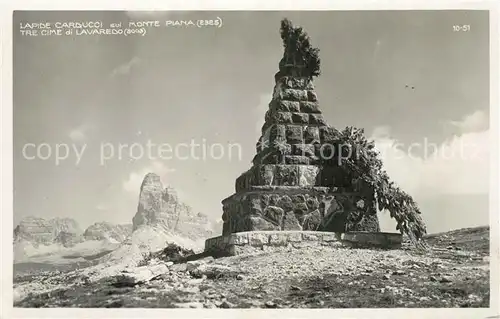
[
  {"xmin": 257, "ymin": 165, "xmax": 276, "ymax": 186},
  {"xmin": 269, "ymin": 124, "xmax": 287, "ymax": 144},
  {"xmin": 285, "ymin": 155, "xmax": 310, "ymax": 165},
  {"xmin": 300, "ymin": 101, "xmax": 320, "ymax": 113},
  {"xmin": 286, "ymin": 232, "xmax": 303, "ymax": 242},
  {"xmin": 341, "ymin": 232, "xmax": 402, "ymax": 249},
  {"xmin": 294, "ymin": 203, "xmax": 309, "ymax": 223},
  {"xmin": 271, "ymin": 100, "xmax": 300, "ymax": 113},
  {"xmin": 227, "ymin": 245, "xmax": 237, "ymax": 255},
  {"xmin": 205, "ymin": 237, "xmax": 219, "ymax": 251},
  {"xmin": 306, "ymin": 197, "xmax": 320, "ymax": 210},
  {"xmin": 282, "ymin": 76, "xmax": 314, "ymax": 90},
  {"xmin": 309, "ymin": 113, "xmax": 327, "ymax": 125},
  {"xmin": 291, "ymin": 112, "xmax": 309, "ymax": 124},
  {"xmin": 260, "ymin": 153, "xmax": 280, "ymax": 165},
  {"xmin": 292, "ymin": 194, "xmax": 307, "ymax": 204},
  {"xmin": 260, "ymin": 126, "xmax": 272, "ymax": 147},
  {"xmin": 235, "ymin": 170, "xmax": 253, "ymax": 192},
  {"xmin": 347, "ymin": 213, "xmax": 380, "ymax": 233},
  {"xmin": 271, "ymin": 142, "xmax": 292, "ymax": 155},
  {"xmin": 260, "ymin": 194, "xmax": 270, "ymax": 206},
  {"xmin": 263, "ymin": 206, "xmax": 284, "ymax": 226},
  {"xmin": 283, "ymin": 101, "xmax": 300, "ymax": 113},
  {"xmin": 277, "ymin": 195, "xmax": 294, "ymax": 211},
  {"xmin": 236, "ymin": 214, "xmax": 253, "ymax": 233},
  {"xmin": 274, "ymin": 165, "xmax": 299, "ymax": 186},
  {"xmin": 248, "ymin": 216, "xmax": 280, "ymax": 231},
  {"xmin": 283, "ymin": 211, "xmax": 302, "ymax": 230},
  {"xmin": 286, "ymin": 125, "xmax": 304, "ymax": 144},
  {"xmin": 268, "ymin": 100, "xmax": 282, "ymax": 112},
  {"xmin": 253, "ymin": 146, "xmax": 290, "ymax": 166},
  {"xmin": 271, "ymin": 112, "xmax": 293, "ymax": 124},
  {"xmin": 273, "ymin": 81, "xmax": 283, "ymax": 99},
  {"xmin": 302, "ymin": 233, "xmax": 320, "ymax": 241},
  {"xmin": 309, "ymin": 156, "xmax": 321, "ymax": 165},
  {"xmin": 289, "ymin": 103, "xmax": 301, "ymax": 113},
  {"xmin": 242, "ymin": 194, "xmax": 262, "ymax": 216},
  {"xmin": 322, "ymin": 233, "xmax": 341, "ymax": 242},
  {"xmin": 270, "ymin": 194, "xmax": 281, "ymax": 206},
  {"xmin": 320, "ymin": 126, "xmax": 340, "ymax": 144},
  {"xmin": 269, "ymin": 233, "xmax": 288, "ymax": 246},
  {"xmin": 281, "ymin": 88, "xmax": 308, "ymax": 101},
  {"xmin": 303, "ymin": 209, "xmax": 323, "ymax": 231},
  {"xmin": 293, "ymin": 144, "xmax": 316, "ymax": 157},
  {"xmin": 298, "ymin": 165, "xmax": 320, "ymax": 187},
  {"xmin": 209, "ymin": 237, "xmax": 218, "ymax": 249},
  {"xmin": 229, "ymin": 233, "xmax": 249, "ymax": 245},
  {"xmin": 248, "ymin": 232, "xmax": 270, "ymax": 246},
  {"xmin": 307, "ymin": 90, "xmax": 318, "ymax": 102},
  {"xmin": 215, "ymin": 236, "xmax": 224, "ymax": 248},
  {"xmin": 315, "ymin": 144, "xmax": 335, "ymax": 162},
  {"xmin": 303, "ymin": 126, "xmax": 320, "ymax": 144},
  {"xmin": 222, "ymin": 222, "xmax": 230, "ymax": 235}
]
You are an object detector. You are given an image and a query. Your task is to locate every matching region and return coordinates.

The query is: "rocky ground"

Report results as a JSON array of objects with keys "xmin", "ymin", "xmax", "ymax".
[{"xmin": 14, "ymin": 226, "xmax": 490, "ymax": 308}]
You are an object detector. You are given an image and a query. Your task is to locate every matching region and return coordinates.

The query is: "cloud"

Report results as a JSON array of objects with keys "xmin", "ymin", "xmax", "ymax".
[
  {"xmin": 255, "ymin": 94, "xmax": 272, "ymax": 136},
  {"xmin": 371, "ymin": 125, "xmax": 391, "ymax": 139},
  {"xmin": 96, "ymin": 204, "xmax": 108, "ymax": 211},
  {"xmin": 371, "ymin": 113, "xmax": 489, "ymax": 233},
  {"xmin": 110, "ymin": 57, "xmax": 141, "ymax": 77},
  {"xmin": 371, "ymin": 121, "xmax": 489, "ymax": 198},
  {"xmin": 69, "ymin": 129, "xmax": 86, "ymax": 142},
  {"xmin": 122, "ymin": 161, "xmax": 176, "ymax": 194},
  {"xmin": 69, "ymin": 123, "xmax": 92, "ymax": 142},
  {"xmin": 449, "ymin": 110, "xmax": 488, "ymax": 133}
]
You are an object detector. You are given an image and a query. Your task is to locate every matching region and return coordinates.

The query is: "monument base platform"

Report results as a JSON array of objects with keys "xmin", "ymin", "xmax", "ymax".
[
  {"xmin": 204, "ymin": 231, "xmax": 402, "ymax": 256},
  {"xmin": 221, "ymin": 186, "xmax": 381, "ymax": 235}
]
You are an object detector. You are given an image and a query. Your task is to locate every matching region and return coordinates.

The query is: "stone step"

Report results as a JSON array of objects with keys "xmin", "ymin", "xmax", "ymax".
[{"xmin": 204, "ymin": 231, "xmax": 403, "ymax": 256}]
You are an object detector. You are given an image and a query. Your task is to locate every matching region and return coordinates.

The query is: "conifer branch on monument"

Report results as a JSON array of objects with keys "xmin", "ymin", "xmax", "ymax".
[{"xmin": 335, "ymin": 127, "xmax": 428, "ymax": 245}]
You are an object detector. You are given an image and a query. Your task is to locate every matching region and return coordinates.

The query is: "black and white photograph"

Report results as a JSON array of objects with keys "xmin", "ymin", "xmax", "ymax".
[{"xmin": 2, "ymin": 6, "xmax": 498, "ymax": 315}]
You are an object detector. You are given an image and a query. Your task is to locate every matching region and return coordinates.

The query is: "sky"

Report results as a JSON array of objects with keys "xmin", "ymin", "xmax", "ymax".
[{"xmin": 13, "ymin": 10, "xmax": 490, "ymax": 233}]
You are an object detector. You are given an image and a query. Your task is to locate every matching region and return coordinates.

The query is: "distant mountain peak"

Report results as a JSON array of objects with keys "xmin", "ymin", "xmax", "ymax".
[{"xmin": 131, "ymin": 173, "xmax": 219, "ymax": 240}]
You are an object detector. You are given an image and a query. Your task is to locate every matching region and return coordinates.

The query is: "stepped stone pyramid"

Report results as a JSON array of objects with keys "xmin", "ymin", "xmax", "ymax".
[{"xmin": 220, "ymin": 20, "xmax": 380, "ymax": 236}]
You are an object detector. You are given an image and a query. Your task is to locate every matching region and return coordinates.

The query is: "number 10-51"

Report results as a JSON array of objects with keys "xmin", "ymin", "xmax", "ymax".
[{"xmin": 453, "ymin": 25, "xmax": 471, "ymax": 32}]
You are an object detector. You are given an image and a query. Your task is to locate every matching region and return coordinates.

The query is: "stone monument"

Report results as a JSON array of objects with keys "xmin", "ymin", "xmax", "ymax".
[{"xmin": 219, "ymin": 19, "xmax": 381, "ymax": 237}]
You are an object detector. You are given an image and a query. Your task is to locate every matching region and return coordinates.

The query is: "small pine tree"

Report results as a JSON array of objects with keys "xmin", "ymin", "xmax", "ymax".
[{"xmin": 279, "ymin": 18, "xmax": 321, "ymax": 78}]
